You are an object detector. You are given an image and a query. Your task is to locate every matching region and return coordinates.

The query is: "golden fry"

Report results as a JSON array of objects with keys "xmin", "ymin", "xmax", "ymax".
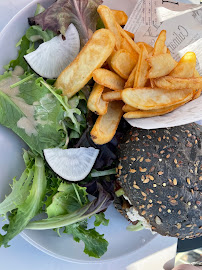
[
  {"xmin": 124, "ymin": 30, "xmax": 135, "ymax": 39},
  {"xmin": 110, "ymin": 49, "xmax": 137, "ymax": 79},
  {"xmin": 87, "ymin": 83, "xmax": 108, "ymax": 115},
  {"xmin": 147, "ymin": 53, "xmax": 177, "ymax": 78},
  {"xmin": 91, "ymin": 101, "xmax": 124, "ymax": 145},
  {"xmin": 153, "ymin": 30, "xmax": 167, "ymax": 56},
  {"xmin": 134, "ymin": 44, "xmax": 149, "ymax": 87},
  {"xmin": 169, "ymin": 52, "xmax": 196, "ymax": 78},
  {"xmin": 121, "ymin": 38, "xmax": 139, "ymax": 60},
  {"xmin": 102, "ymin": 90, "xmax": 122, "ymax": 101},
  {"xmin": 117, "ymin": 23, "xmax": 141, "ymax": 54},
  {"xmin": 192, "ymin": 89, "xmax": 201, "ymax": 100},
  {"xmin": 153, "ymin": 76, "xmax": 202, "ymax": 90},
  {"xmin": 122, "ymin": 104, "xmax": 139, "ymax": 113},
  {"xmin": 137, "ymin": 42, "xmax": 153, "ymax": 55},
  {"xmin": 97, "ymin": 5, "xmax": 122, "ymax": 50},
  {"xmin": 93, "ymin": 68, "xmax": 125, "ymax": 90},
  {"xmin": 111, "ymin": 10, "xmax": 128, "ymax": 25},
  {"xmin": 123, "ymin": 103, "xmax": 186, "ymax": 119},
  {"xmin": 125, "ymin": 65, "xmax": 137, "ymax": 88},
  {"xmin": 55, "ymin": 29, "xmax": 115, "ymax": 98},
  {"xmin": 122, "ymin": 87, "xmax": 193, "ymax": 110}
]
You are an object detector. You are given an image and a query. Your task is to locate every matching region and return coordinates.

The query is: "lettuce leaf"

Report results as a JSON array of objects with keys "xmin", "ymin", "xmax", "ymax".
[
  {"xmin": 26, "ymin": 183, "xmax": 112, "ymax": 258},
  {"xmin": 29, "ymin": 0, "xmax": 103, "ymax": 46},
  {"xmin": 0, "ymin": 156, "xmax": 47, "ymax": 247},
  {"xmin": 0, "ymin": 72, "xmax": 65, "ymax": 155},
  {"xmin": 7, "ymin": 25, "xmax": 55, "ymax": 72}
]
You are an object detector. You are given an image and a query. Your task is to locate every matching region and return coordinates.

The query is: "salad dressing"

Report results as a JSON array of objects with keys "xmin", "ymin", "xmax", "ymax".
[{"xmin": 0, "ymin": 74, "xmax": 37, "ymax": 136}]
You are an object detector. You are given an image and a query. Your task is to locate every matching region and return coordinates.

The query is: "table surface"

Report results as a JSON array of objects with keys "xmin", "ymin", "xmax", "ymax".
[{"xmin": 0, "ymin": 0, "xmax": 200, "ymax": 270}]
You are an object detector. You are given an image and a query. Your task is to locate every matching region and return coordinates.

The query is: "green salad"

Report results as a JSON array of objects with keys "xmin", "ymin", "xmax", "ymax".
[{"xmin": 0, "ymin": 0, "xmax": 118, "ymax": 258}]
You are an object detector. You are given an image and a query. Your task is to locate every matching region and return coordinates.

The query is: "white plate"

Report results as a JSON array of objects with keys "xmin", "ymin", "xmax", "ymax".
[{"xmin": 0, "ymin": 0, "xmax": 156, "ymax": 263}]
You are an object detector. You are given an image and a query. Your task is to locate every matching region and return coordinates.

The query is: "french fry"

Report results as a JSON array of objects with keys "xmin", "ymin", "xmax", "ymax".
[
  {"xmin": 121, "ymin": 38, "xmax": 139, "ymax": 60},
  {"xmin": 192, "ymin": 89, "xmax": 201, "ymax": 100},
  {"xmin": 147, "ymin": 53, "xmax": 177, "ymax": 78},
  {"xmin": 123, "ymin": 103, "xmax": 186, "ymax": 119},
  {"xmin": 117, "ymin": 23, "xmax": 141, "ymax": 55},
  {"xmin": 91, "ymin": 101, "xmax": 124, "ymax": 145},
  {"xmin": 194, "ymin": 69, "xmax": 200, "ymax": 77},
  {"xmin": 193, "ymin": 69, "xmax": 202, "ymax": 100},
  {"xmin": 87, "ymin": 83, "xmax": 108, "ymax": 115},
  {"xmin": 122, "ymin": 104, "xmax": 139, "ymax": 112},
  {"xmin": 93, "ymin": 68, "xmax": 125, "ymax": 90},
  {"xmin": 153, "ymin": 30, "xmax": 167, "ymax": 56},
  {"xmin": 134, "ymin": 44, "xmax": 149, "ymax": 87},
  {"xmin": 122, "ymin": 87, "xmax": 193, "ymax": 110},
  {"xmin": 102, "ymin": 90, "xmax": 122, "ymax": 101},
  {"xmin": 110, "ymin": 49, "xmax": 137, "ymax": 79},
  {"xmin": 169, "ymin": 52, "xmax": 196, "ymax": 78},
  {"xmin": 124, "ymin": 30, "xmax": 135, "ymax": 39},
  {"xmin": 55, "ymin": 29, "xmax": 115, "ymax": 98},
  {"xmin": 111, "ymin": 10, "xmax": 128, "ymax": 25},
  {"xmin": 125, "ymin": 65, "xmax": 137, "ymax": 88},
  {"xmin": 137, "ymin": 42, "xmax": 153, "ymax": 55},
  {"xmin": 97, "ymin": 5, "xmax": 122, "ymax": 50},
  {"xmin": 153, "ymin": 76, "xmax": 202, "ymax": 90}
]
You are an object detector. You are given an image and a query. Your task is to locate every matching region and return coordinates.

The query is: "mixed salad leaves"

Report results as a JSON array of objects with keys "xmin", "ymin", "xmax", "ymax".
[{"xmin": 0, "ymin": 0, "xmax": 120, "ymax": 258}]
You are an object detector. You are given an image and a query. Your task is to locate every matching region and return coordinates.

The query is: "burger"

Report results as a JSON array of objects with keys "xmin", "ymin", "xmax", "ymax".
[{"xmin": 115, "ymin": 123, "xmax": 202, "ymax": 239}]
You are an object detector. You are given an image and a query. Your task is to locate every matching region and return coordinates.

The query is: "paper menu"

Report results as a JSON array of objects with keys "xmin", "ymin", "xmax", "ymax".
[{"xmin": 123, "ymin": 0, "xmax": 202, "ymax": 129}]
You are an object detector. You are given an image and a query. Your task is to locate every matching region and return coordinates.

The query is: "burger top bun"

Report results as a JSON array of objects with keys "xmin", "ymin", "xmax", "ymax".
[{"xmin": 116, "ymin": 123, "xmax": 202, "ymax": 239}]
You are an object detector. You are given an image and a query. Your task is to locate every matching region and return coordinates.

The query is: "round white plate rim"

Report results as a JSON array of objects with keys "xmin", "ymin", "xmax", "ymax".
[{"xmin": 0, "ymin": 0, "xmax": 156, "ymax": 264}]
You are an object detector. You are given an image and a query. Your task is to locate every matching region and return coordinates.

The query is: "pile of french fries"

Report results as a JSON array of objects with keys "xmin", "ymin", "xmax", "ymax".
[{"xmin": 55, "ymin": 5, "xmax": 202, "ymax": 145}]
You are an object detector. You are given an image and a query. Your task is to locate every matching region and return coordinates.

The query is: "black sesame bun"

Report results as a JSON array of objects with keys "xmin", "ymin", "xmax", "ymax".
[{"xmin": 116, "ymin": 123, "xmax": 202, "ymax": 239}]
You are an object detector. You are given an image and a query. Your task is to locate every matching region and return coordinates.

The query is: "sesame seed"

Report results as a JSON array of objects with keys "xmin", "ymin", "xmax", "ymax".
[
  {"xmin": 195, "ymin": 140, "xmax": 198, "ymax": 144},
  {"xmin": 173, "ymin": 178, "xmax": 177, "ymax": 186},
  {"xmin": 141, "ymin": 210, "xmax": 146, "ymax": 215},
  {"xmin": 162, "ymin": 183, "xmax": 166, "ymax": 187},
  {"xmin": 159, "ymin": 159, "xmax": 162, "ymax": 162},
  {"xmin": 159, "ymin": 208, "xmax": 162, "ymax": 212},
  {"xmin": 150, "ymin": 189, "xmax": 154, "ymax": 193},
  {"xmin": 133, "ymin": 180, "xmax": 136, "ymax": 185},
  {"xmin": 130, "ymin": 169, "xmax": 137, "ymax": 173},
  {"xmin": 149, "ymin": 199, "xmax": 153, "ymax": 203},
  {"xmin": 166, "ymin": 154, "xmax": 170, "ymax": 159},
  {"xmin": 158, "ymin": 171, "xmax": 164, "ymax": 176},
  {"xmin": 172, "ymin": 136, "xmax": 178, "ymax": 141},
  {"xmin": 141, "ymin": 192, "xmax": 147, "ymax": 197},
  {"xmin": 149, "ymin": 175, "xmax": 154, "ymax": 180},
  {"xmin": 187, "ymin": 178, "xmax": 191, "ymax": 185},
  {"xmin": 176, "ymin": 223, "xmax": 181, "ymax": 229},
  {"xmin": 143, "ymin": 178, "xmax": 150, "ymax": 184},
  {"xmin": 158, "ymin": 137, "xmax": 161, "ymax": 142},
  {"xmin": 167, "ymin": 209, "xmax": 171, "ymax": 213},
  {"xmin": 139, "ymin": 167, "xmax": 147, "ymax": 172},
  {"xmin": 118, "ymin": 165, "xmax": 123, "ymax": 170},
  {"xmin": 145, "ymin": 159, "xmax": 151, "ymax": 163},
  {"xmin": 155, "ymin": 216, "xmax": 162, "ymax": 225},
  {"xmin": 178, "ymin": 210, "xmax": 181, "ymax": 215},
  {"xmin": 139, "ymin": 157, "xmax": 144, "ymax": 162},
  {"xmin": 174, "ymin": 159, "xmax": 177, "ymax": 164},
  {"xmin": 187, "ymin": 202, "xmax": 191, "ymax": 206},
  {"xmin": 157, "ymin": 201, "xmax": 162, "ymax": 204},
  {"xmin": 150, "ymin": 166, "xmax": 155, "ymax": 172},
  {"xmin": 199, "ymin": 176, "xmax": 202, "ymax": 181},
  {"xmin": 131, "ymin": 158, "xmax": 136, "ymax": 161},
  {"xmin": 133, "ymin": 185, "xmax": 140, "ymax": 189},
  {"xmin": 186, "ymin": 224, "xmax": 192, "ymax": 228},
  {"xmin": 153, "ymin": 184, "xmax": 157, "ymax": 188},
  {"xmin": 135, "ymin": 137, "xmax": 139, "ymax": 141}
]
